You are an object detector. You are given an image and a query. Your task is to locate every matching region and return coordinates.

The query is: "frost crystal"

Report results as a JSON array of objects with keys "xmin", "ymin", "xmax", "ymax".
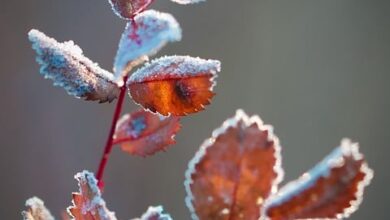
[
  {"xmin": 28, "ymin": 29, "xmax": 120, "ymax": 103},
  {"xmin": 114, "ymin": 10, "xmax": 182, "ymax": 78},
  {"xmin": 170, "ymin": 0, "xmax": 206, "ymax": 4},
  {"xmin": 133, "ymin": 206, "xmax": 173, "ymax": 220},
  {"xmin": 128, "ymin": 55, "xmax": 220, "ymax": 83},
  {"xmin": 22, "ymin": 197, "xmax": 55, "ymax": 220}
]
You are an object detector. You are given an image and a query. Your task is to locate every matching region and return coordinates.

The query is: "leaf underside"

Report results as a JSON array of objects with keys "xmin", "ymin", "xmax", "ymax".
[
  {"xmin": 28, "ymin": 29, "xmax": 120, "ymax": 103},
  {"xmin": 114, "ymin": 10, "xmax": 181, "ymax": 78}
]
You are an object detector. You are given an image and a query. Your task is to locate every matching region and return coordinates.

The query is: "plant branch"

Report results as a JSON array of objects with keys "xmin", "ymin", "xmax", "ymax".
[{"xmin": 96, "ymin": 76, "xmax": 128, "ymax": 190}]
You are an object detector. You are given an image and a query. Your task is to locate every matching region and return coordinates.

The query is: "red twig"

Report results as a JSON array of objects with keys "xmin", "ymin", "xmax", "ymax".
[{"xmin": 96, "ymin": 76, "xmax": 128, "ymax": 190}]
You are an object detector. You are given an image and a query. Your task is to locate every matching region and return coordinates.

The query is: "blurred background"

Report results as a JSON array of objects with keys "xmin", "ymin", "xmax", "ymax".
[{"xmin": 0, "ymin": 0, "xmax": 389, "ymax": 219}]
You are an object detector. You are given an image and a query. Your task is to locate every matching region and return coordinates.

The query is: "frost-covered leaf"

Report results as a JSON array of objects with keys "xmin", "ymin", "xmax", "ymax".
[
  {"xmin": 109, "ymin": 0, "xmax": 154, "ymax": 19},
  {"xmin": 185, "ymin": 110, "xmax": 283, "ymax": 220},
  {"xmin": 114, "ymin": 10, "xmax": 181, "ymax": 78},
  {"xmin": 68, "ymin": 171, "xmax": 117, "ymax": 220},
  {"xmin": 170, "ymin": 0, "xmax": 205, "ymax": 4},
  {"xmin": 114, "ymin": 109, "xmax": 181, "ymax": 157},
  {"xmin": 132, "ymin": 206, "xmax": 173, "ymax": 220},
  {"xmin": 28, "ymin": 29, "xmax": 120, "ymax": 103},
  {"xmin": 22, "ymin": 197, "xmax": 55, "ymax": 220},
  {"xmin": 128, "ymin": 56, "xmax": 220, "ymax": 116},
  {"xmin": 262, "ymin": 139, "xmax": 373, "ymax": 220}
]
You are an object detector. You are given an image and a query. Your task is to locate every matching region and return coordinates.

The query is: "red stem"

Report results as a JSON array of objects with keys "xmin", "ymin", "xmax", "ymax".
[{"xmin": 96, "ymin": 76, "xmax": 128, "ymax": 190}]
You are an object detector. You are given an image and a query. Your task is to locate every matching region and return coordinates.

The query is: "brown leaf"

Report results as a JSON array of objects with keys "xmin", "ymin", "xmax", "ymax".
[
  {"xmin": 68, "ymin": 171, "xmax": 117, "ymax": 220},
  {"xmin": 127, "ymin": 56, "xmax": 220, "ymax": 116},
  {"xmin": 22, "ymin": 197, "xmax": 55, "ymax": 220},
  {"xmin": 185, "ymin": 110, "xmax": 283, "ymax": 220},
  {"xmin": 114, "ymin": 109, "xmax": 181, "ymax": 157},
  {"xmin": 262, "ymin": 139, "xmax": 373, "ymax": 220}
]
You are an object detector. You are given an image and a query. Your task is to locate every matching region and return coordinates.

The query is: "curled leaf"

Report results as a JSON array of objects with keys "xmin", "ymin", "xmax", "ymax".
[
  {"xmin": 132, "ymin": 206, "xmax": 173, "ymax": 220},
  {"xmin": 114, "ymin": 10, "xmax": 181, "ymax": 78},
  {"xmin": 114, "ymin": 109, "xmax": 181, "ymax": 157},
  {"xmin": 109, "ymin": 0, "xmax": 154, "ymax": 19},
  {"xmin": 170, "ymin": 0, "xmax": 206, "ymax": 4},
  {"xmin": 28, "ymin": 29, "xmax": 120, "ymax": 103},
  {"xmin": 185, "ymin": 110, "xmax": 283, "ymax": 220},
  {"xmin": 128, "ymin": 56, "xmax": 220, "ymax": 116},
  {"xmin": 68, "ymin": 171, "xmax": 117, "ymax": 220},
  {"xmin": 262, "ymin": 139, "xmax": 373, "ymax": 220},
  {"xmin": 22, "ymin": 197, "xmax": 55, "ymax": 220}
]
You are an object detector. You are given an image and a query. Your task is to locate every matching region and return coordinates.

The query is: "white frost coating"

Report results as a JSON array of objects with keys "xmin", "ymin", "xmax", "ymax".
[
  {"xmin": 184, "ymin": 109, "xmax": 284, "ymax": 220},
  {"xmin": 114, "ymin": 10, "xmax": 182, "ymax": 78},
  {"xmin": 69, "ymin": 170, "xmax": 117, "ymax": 220},
  {"xmin": 22, "ymin": 197, "xmax": 55, "ymax": 220},
  {"xmin": 132, "ymin": 206, "xmax": 173, "ymax": 220},
  {"xmin": 262, "ymin": 139, "xmax": 374, "ymax": 219},
  {"xmin": 128, "ymin": 55, "xmax": 221, "ymax": 84},
  {"xmin": 28, "ymin": 29, "xmax": 120, "ymax": 103},
  {"xmin": 170, "ymin": 0, "xmax": 206, "ymax": 4}
]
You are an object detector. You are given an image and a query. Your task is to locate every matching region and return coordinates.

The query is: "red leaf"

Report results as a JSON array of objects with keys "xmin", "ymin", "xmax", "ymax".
[
  {"xmin": 127, "ymin": 56, "xmax": 220, "ymax": 116},
  {"xmin": 68, "ymin": 171, "xmax": 117, "ymax": 220},
  {"xmin": 114, "ymin": 109, "xmax": 181, "ymax": 157},
  {"xmin": 185, "ymin": 110, "xmax": 283, "ymax": 220},
  {"xmin": 109, "ymin": 0, "xmax": 154, "ymax": 19},
  {"xmin": 262, "ymin": 139, "xmax": 373, "ymax": 220}
]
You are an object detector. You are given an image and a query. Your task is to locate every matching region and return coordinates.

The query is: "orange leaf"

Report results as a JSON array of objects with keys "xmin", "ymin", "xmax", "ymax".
[
  {"xmin": 68, "ymin": 171, "xmax": 117, "ymax": 220},
  {"xmin": 127, "ymin": 56, "xmax": 220, "ymax": 116},
  {"xmin": 262, "ymin": 139, "xmax": 373, "ymax": 220},
  {"xmin": 114, "ymin": 109, "xmax": 181, "ymax": 157},
  {"xmin": 185, "ymin": 110, "xmax": 283, "ymax": 220}
]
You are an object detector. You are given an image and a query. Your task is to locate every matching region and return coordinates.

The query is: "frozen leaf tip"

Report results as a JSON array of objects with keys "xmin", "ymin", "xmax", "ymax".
[
  {"xmin": 132, "ymin": 206, "xmax": 173, "ymax": 220},
  {"xmin": 114, "ymin": 10, "xmax": 181, "ymax": 78},
  {"xmin": 22, "ymin": 197, "xmax": 55, "ymax": 220},
  {"xmin": 185, "ymin": 109, "xmax": 283, "ymax": 220},
  {"xmin": 28, "ymin": 29, "xmax": 120, "ymax": 103},
  {"xmin": 128, "ymin": 55, "xmax": 220, "ymax": 116},
  {"xmin": 68, "ymin": 170, "xmax": 117, "ymax": 220}
]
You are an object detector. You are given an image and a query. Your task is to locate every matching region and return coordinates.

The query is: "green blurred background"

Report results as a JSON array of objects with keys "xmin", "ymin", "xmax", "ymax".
[{"xmin": 0, "ymin": 0, "xmax": 389, "ymax": 219}]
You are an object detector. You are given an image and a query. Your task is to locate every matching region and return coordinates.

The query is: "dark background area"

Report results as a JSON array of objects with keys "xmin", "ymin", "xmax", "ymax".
[{"xmin": 0, "ymin": 0, "xmax": 389, "ymax": 219}]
